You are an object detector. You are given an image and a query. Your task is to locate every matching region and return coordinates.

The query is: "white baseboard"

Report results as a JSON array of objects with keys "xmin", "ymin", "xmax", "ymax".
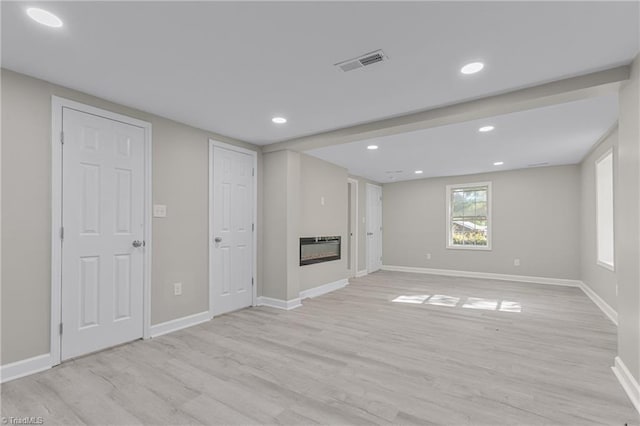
[
  {"xmin": 356, "ymin": 269, "xmax": 368, "ymax": 278},
  {"xmin": 579, "ymin": 281, "xmax": 618, "ymax": 325},
  {"xmin": 381, "ymin": 265, "xmax": 582, "ymax": 287},
  {"xmin": 0, "ymin": 353, "xmax": 51, "ymax": 383},
  {"xmin": 257, "ymin": 296, "xmax": 302, "ymax": 310},
  {"xmin": 299, "ymin": 278, "xmax": 348, "ymax": 300},
  {"xmin": 1, "ymin": 311, "xmax": 212, "ymax": 382},
  {"xmin": 150, "ymin": 311, "xmax": 210, "ymax": 338},
  {"xmin": 612, "ymin": 356, "xmax": 640, "ymax": 414}
]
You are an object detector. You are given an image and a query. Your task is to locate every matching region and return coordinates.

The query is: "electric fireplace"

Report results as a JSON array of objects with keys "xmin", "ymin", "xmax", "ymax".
[{"xmin": 299, "ymin": 236, "xmax": 341, "ymax": 266}]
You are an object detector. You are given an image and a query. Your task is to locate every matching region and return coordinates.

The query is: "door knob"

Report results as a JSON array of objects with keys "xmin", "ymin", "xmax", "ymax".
[
  {"xmin": 367, "ymin": 232, "xmax": 373, "ymax": 236},
  {"xmin": 214, "ymin": 237, "xmax": 222, "ymax": 243},
  {"xmin": 132, "ymin": 240, "xmax": 144, "ymax": 248}
]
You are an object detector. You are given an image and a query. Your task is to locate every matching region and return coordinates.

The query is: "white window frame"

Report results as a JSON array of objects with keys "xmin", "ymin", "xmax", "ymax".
[
  {"xmin": 446, "ymin": 181, "xmax": 492, "ymax": 251},
  {"xmin": 595, "ymin": 149, "xmax": 615, "ymax": 271}
]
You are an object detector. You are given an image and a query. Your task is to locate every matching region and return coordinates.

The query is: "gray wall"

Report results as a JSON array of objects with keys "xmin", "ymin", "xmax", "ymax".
[
  {"xmin": 616, "ymin": 54, "xmax": 640, "ymax": 382},
  {"xmin": 580, "ymin": 129, "xmax": 618, "ymax": 309},
  {"xmin": 382, "ymin": 165, "xmax": 581, "ymax": 280},
  {"xmin": 299, "ymin": 154, "xmax": 348, "ymax": 291},
  {"xmin": 1, "ymin": 69, "xmax": 260, "ymax": 365},
  {"xmin": 262, "ymin": 151, "xmax": 349, "ymax": 298},
  {"xmin": 262, "ymin": 151, "xmax": 300, "ymax": 301}
]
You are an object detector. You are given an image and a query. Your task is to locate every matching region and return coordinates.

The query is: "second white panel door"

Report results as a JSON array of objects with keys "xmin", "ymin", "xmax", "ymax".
[
  {"xmin": 366, "ymin": 183, "xmax": 383, "ymax": 273},
  {"xmin": 211, "ymin": 145, "xmax": 254, "ymax": 316}
]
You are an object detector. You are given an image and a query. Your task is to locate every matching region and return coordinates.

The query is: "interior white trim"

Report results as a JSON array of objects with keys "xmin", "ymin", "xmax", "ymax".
[
  {"xmin": 208, "ymin": 139, "xmax": 258, "ymax": 318},
  {"xmin": 149, "ymin": 311, "xmax": 210, "ymax": 338},
  {"xmin": 381, "ymin": 265, "xmax": 582, "ymax": 287},
  {"xmin": 50, "ymin": 96, "xmax": 153, "ymax": 366},
  {"xmin": 612, "ymin": 356, "xmax": 640, "ymax": 414},
  {"xmin": 144, "ymin": 120, "xmax": 153, "ymax": 340},
  {"xmin": 356, "ymin": 269, "xmax": 368, "ymax": 278},
  {"xmin": 579, "ymin": 281, "xmax": 618, "ymax": 325},
  {"xmin": 299, "ymin": 278, "xmax": 349, "ymax": 300},
  {"xmin": 0, "ymin": 354, "xmax": 52, "ymax": 384},
  {"xmin": 257, "ymin": 297, "xmax": 302, "ymax": 311},
  {"xmin": 347, "ymin": 178, "xmax": 359, "ymax": 279}
]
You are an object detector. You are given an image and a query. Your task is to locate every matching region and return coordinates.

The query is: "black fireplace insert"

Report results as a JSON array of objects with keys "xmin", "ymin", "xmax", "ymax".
[{"xmin": 300, "ymin": 236, "xmax": 341, "ymax": 266}]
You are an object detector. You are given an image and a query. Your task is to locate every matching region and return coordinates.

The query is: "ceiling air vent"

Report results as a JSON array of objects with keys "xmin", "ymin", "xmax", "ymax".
[{"xmin": 336, "ymin": 49, "xmax": 387, "ymax": 72}]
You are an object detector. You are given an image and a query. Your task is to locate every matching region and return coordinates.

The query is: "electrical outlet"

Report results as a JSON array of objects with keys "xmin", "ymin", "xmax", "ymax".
[
  {"xmin": 426, "ymin": 253, "xmax": 431, "ymax": 260},
  {"xmin": 514, "ymin": 258, "xmax": 520, "ymax": 266},
  {"xmin": 173, "ymin": 282, "xmax": 182, "ymax": 296},
  {"xmin": 321, "ymin": 196, "xmax": 325, "ymax": 206}
]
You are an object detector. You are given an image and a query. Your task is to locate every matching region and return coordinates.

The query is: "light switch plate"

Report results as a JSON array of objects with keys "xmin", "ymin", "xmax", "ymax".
[{"xmin": 153, "ymin": 204, "xmax": 167, "ymax": 218}]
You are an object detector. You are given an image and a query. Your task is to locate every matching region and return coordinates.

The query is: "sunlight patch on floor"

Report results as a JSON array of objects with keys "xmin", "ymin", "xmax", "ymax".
[
  {"xmin": 392, "ymin": 295, "xmax": 430, "ymax": 304},
  {"xmin": 426, "ymin": 294, "xmax": 459, "ymax": 307},
  {"xmin": 463, "ymin": 297, "xmax": 498, "ymax": 310},
  {"xmin": 391, "ymin": 294, "xmax": 522, "ymax": 312}
]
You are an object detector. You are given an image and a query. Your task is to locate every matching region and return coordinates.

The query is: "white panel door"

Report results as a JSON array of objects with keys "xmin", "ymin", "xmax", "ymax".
[
  {"xmin": 61, "ymin": 108, "xmax": 145, "ymax": 360},
  {"xmin": 211, "ymin": 146, "xmax": 254, "ymax": 316},
  {"xmin": 347, "ymin": 180, "xmax": 357, "ymax": 278},
  {"xmin": 366, "ymin": 184, "xmax": 383, "ymax": 273}
]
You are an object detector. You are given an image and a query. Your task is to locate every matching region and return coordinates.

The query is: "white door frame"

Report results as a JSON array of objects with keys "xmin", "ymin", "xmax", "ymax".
[
  {"xmin": 366, "ymin": 183, "xmax": 383, "ymax": 273},
  {"xmin": 347, "ymin": 178, "xmax": 359, "ymax": 278},
  {"xmin": 50, "ymin": 96, "xmax": 153, "ymax": 366},
  {"xmin": 208, "ymin": 139, "xmax": 258, "ymax": 317}
]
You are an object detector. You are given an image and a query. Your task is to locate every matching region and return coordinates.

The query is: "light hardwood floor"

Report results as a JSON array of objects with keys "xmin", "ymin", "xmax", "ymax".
[{"xmin": 2, "ymin": 271, "xmax": 638, "ymax": 425}]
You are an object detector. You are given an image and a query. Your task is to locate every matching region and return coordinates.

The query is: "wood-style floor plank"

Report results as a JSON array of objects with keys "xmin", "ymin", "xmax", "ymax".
[{"xmin": 2, "ymin": 271, "xmax": 638, "ymax": 425}]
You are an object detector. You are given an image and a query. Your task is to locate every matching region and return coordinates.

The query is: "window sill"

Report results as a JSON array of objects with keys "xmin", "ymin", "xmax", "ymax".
[
  {"xmin": 597, "ymin": 260, "xmax": 615, "ymax": 272},
  {"xmin": 446, "ymin": 245, "xmax": 492, "ymax": 251}
]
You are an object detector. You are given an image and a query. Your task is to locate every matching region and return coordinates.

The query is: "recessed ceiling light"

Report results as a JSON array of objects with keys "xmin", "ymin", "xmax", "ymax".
[
  {"xmin": 272, "ymin": 117, "xmax": 287, "ymax": 124},
  {"xmin": 367, "ymin": 145, "xmax": 379, "ymax": 150},
  {"xmin": 460, "ymin": 62, "xmax": 484, "ymax": 75},
  {"xmin": 414, "ymin": 170, "xmax": 423, "ymax": 174},
  {"xmin": 493, "ymin": 161, "xmax": 504, "ymax": 166},
  {"xmin": 26, "ymin": 7, "xmax": 63, "ymax": 28},
  {"xmin": 478, "ymin": 125, "xmax": 494, "ymax": 133}
]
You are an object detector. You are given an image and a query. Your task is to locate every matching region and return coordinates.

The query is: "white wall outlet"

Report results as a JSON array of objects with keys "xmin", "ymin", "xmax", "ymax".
[
  {"xmin": 153, "ymin": 204, "xmax": 167, "ymax": 218},
  {"xmin": 321, "ymin": 196, "xmax": 325, "ymax": 206},
  {"xmin": 173, "ymin": 282, "xmax": 182, "ymax": 296},
  {"xmin": 514, "ymin": 258, "xmax": 521, "ymax": 266},
  {"xmin": 426, "ymin": 253, "xmax": 432, "ymax": 260}
]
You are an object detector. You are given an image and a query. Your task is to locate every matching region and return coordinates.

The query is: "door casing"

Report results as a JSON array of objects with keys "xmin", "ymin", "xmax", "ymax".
[
  {"xmin": 51, "ymin": 96, "xmax": 152, "ymax": 366},
  {"xmin": 347, "ymin": 178, "xmax": 359, "ymax": 278},
  {"xmin": 208, "ymin": 139, "xmax": 258, "ymax": 317}
]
